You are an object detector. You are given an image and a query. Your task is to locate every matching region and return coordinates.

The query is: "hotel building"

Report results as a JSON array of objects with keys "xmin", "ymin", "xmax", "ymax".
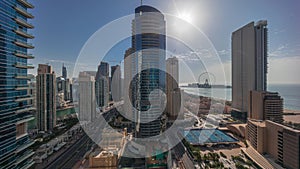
[
  {"xmin": 246, "ymin": 119, "xmax": 300, "ymax": 169},
  {"xmin": 249, "ymin": 90, "xmax": 283, "ymax": 124},
  {"xmin": 231, "ymin": 20, "xmax": 268, "ymax": 121}
]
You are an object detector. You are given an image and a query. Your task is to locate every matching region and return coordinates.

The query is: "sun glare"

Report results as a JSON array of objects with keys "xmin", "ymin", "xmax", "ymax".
[{"xmin": 178, "ymin": 12, "xmax": 193, "ymax": 24}]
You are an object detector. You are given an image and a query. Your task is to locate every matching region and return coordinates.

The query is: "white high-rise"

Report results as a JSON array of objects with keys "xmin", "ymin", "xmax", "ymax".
[
  {"xmin": 78, "ymin": 72, "xmax": 96, "ymax": 122},
  {"xmin": 131, "ymin": 5, "xmax": 166, "ymax": 138},
  {"xmin": 231, "ymin": 20, "xmax": 268, "ymax": 117}
]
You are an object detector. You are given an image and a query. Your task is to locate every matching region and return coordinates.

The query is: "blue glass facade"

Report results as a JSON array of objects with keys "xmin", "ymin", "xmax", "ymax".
[{"xmin": 0, "ymin": 0, "xmax": 34, "ymax": 168}]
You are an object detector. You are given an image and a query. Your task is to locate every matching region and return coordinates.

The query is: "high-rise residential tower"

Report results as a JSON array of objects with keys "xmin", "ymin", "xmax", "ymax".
[
  {"xmin": 166, "ymin": 57, "xmax": 181, "ymax": 121},
  {"xmin": 0, "ymin": 1, "xmax": 35, "ymax": 168},
  {"xmin": 78, "ymin": 72, "xmax": 96, "ymax": 122},
  {"xmin": 123, "ymin": 48, "xmax": 133, "ymax": 120},
  {"xmin": 111, "ymin": 65, "xmax": 121, "ymax": 101},
  {"xmin": 231, "ymin": 20, "xmax": 268, "ymax": 120},
  {"xmin": 36, "ymin": 64, "xmax": 56, "ymax": 131},
  {"xmin": 95, "ymin": 62, "xmax": 109, "ymax": 108},
  {"xmin": 131, "ymin": 5, "xmax": 166, "ymax": 138}
]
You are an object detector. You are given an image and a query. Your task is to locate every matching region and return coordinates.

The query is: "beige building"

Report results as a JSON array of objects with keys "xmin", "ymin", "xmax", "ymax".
[
  {"xmin": 232, "ymin": 20, "xmax": 268, "ymax": 117},
  {"xmin": 249, "ymin": 90, "xmax": 283, "ymax": 123},
  {"xmin": 78, "ymin": 72, "xmax": 96, "ymax": 122},
  {"xmin": 88, "ymin": 151, "xmax": 117, "ymax": 169},
  {"xmin": 36, "ymin": 64, "xmax": 56, "ymax": 131},
  {"xmin": 123, "ymin": 48, "xmax": 133, "ymax": 120},
  {"xmin": 166, "ymin": 57, "xmax": 182, "ymax": 121},
  {"xmin": 246, "ymin": 119, "xmax": 300, "ymax": 169}
]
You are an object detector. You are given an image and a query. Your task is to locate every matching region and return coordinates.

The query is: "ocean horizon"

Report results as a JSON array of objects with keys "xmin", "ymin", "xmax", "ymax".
[{"xmin": 181, "ymin": 83, "xmax": 300, "ymax": 111}]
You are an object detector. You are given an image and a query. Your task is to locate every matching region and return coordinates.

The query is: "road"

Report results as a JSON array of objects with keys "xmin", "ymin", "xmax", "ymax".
[{"xmin": 43, "ymin": 133, "xmax": 92, "ymax": 169}]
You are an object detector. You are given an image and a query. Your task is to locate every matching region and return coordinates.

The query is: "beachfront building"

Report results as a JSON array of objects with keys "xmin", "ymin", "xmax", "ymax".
[{"xmin": 231, "ymin": 20, "xmax": 268, "ymax": 121}]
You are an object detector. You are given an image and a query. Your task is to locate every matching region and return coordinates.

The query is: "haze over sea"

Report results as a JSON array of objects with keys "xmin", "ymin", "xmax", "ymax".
[{"xmin": 182, "ymin": 84, "xmax": 300, "ymax": 111}]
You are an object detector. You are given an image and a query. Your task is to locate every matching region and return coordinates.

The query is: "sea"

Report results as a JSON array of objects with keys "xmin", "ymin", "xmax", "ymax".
[{"xmin": 182, "ymin": 84, "xmax": 300, "ymax": 111}]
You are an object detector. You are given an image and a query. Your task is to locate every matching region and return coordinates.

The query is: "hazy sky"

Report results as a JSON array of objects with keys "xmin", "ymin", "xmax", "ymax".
[{"xmin": 28, "ymin": 0, "xmax": 300, "ymax": 84}]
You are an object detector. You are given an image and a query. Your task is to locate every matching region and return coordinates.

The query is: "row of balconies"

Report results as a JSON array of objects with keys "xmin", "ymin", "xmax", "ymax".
[
  {"xmin": 14, "ymin": 40, "xmax": 34, "ymax": 49},
  {"xmin": 14, "ymin": 50, "xmax": 34, "ymax": 59},
  {"xmin": 14, "ymin": 4, "xmax": 34, "ymax": 19},
  {"xmin": 14, "ymin": 62, "xmax": 34, "ymax": 69}
]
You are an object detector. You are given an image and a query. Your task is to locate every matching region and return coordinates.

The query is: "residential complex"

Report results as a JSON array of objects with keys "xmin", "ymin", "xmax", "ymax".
[{"xmin": 36, "ymin": 64, "xmax": 56, "ymax": 131}]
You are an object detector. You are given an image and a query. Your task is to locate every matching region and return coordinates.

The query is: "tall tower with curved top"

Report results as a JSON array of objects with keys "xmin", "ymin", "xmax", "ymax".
[{"xmin": 131, "ymin": 5, "xmax": 166, "ymax": 138}]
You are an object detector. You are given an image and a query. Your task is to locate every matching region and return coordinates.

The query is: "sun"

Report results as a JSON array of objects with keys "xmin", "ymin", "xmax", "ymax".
[{"xmin": 177, "ymin": 12, "xmax": 193, "ymax": 24}]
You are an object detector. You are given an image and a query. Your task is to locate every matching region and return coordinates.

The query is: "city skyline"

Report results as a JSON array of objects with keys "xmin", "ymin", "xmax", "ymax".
[
  {"xmin": 1, "ymin": 1, "xmax": 300, "ymax": 169},
  {"xmin": 27, "ymin": 0, "xmax": 300, "ymax": 84}
]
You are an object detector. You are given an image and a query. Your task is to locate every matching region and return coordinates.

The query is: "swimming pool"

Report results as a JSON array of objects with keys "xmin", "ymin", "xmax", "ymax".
[{"xmin": 181, "ymin": 129, "xmax": 238, "ymax": 145}]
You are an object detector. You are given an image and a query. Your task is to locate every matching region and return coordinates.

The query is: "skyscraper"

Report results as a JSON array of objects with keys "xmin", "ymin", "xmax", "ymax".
[
  {"xmin": 166, "ymin": 57, "xmax": 181, "ymax": 121},
  {"xmin": 131, "ymin": 5, "xmax": 166, "ymax": 138},
  {"xmin": 62, "ymin": 63, "xmax": 67, "ymax": 79},
  {"xmin": 0, "ymin": 1, "xmax": 35, "ymax": 168},
  {"xmin": 95, "ymin": 62, "xmax": 109, "ymax": 108},
  {"xmin": 231, "ymin": 20, "xmax": 268, "ymax": 120},
  {"xmin": 111, "ymin": 65, "xmax": 121, "ymax": 101},
  {"xmin": 61, "ymin": 63, "xmax": 68, "ymax": 101},
  {"xmin": 36, "ymin": 64, "xmax": 56, "ymax": 131},
  {"xmin": 123, "ymin": 48, "xmax": 133, "ymax": 120},
  {"xmin": 78, "ymin": 72, "xmax": 96, "ymax": 122}
]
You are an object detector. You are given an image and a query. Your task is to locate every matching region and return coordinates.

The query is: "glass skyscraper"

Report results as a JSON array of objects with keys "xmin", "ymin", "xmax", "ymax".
[
  {"xmin": 0, "ymin": 0, "xmax": 35, "ymax": 168},
  {"xmin": 131, "ymin": 5, "xmax": 166, "ymax": 138}
]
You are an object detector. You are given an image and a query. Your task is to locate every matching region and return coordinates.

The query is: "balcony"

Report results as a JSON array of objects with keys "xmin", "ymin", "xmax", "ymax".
[
  {"xmin": 16, "ymin": 107, "xmax": 35, "ymax": 114},
  {"xmin": 15, "ymin": 85, "xmax": 30, "ymax": 90},
  {"xmin": 15, "ymin": 95, "xmax": 33, "ymax": 102},
  {"xmin": 14, "ymin": 5, "xmax": 34, "ymax": 19},
  {"xmin": 17, "ymin": 0, "xmax": 34, "ymax": 8},
  {"xmin": 14, "ymin": 40, "xmax": 34, "ymax": 49},
  {"xmin": 19, "ymin": 160, "xmax": 35, "ymax": 169},
  {"xmin": 16, "ymin": 115, "xmax": 34, "ymax": 124},
  {"xmin": 15, "ymin": 75, "xmax": 32, "ymax": 79},
  {"xmin": 14, "ymin": 51, "xmax": 34, "ymax": 59},
  {"xmin": 14, "ymin": 63, "xmax": 34, "ymax": 69},
  {"xmin": 14, "ymin": 17, "xmax": 34, "ymax": 29},
  {"xmin": 16, "ymin": 140, "xmax": 34, "ymax": 154},
  {"xmin": 15, "ymin": 29, "xmax": 34, "ymax": 39},
  {"xmin": 15, "ymin": 151, "xmax": 34, "ymax": 165}
]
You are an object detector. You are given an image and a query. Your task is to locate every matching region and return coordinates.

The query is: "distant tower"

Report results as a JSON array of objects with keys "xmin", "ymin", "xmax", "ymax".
[
  {"xmin": 37, "ymin": 64, "xmax": 56, "ymax": 131},
  {"xmin": 231, "ymin": 20, "xmax": 268, "ymax": 121},
  {"xmin": 62, "ymin": 63, "xmax": 67, "ymax": 79}
]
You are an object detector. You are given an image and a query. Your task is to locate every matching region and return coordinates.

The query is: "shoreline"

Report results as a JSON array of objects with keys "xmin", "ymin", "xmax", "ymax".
[{"xmin": 183, "ymin": 91, "xmax": 300, "ymax": 113}]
